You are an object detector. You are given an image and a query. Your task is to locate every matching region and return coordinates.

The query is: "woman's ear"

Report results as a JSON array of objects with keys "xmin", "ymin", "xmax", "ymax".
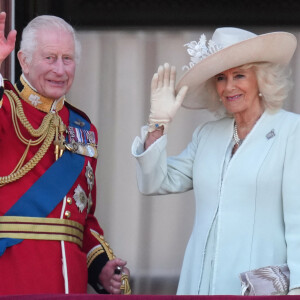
[{"xmin": 17, "ymin": 50, "xmax": 29, "ymax": 74}]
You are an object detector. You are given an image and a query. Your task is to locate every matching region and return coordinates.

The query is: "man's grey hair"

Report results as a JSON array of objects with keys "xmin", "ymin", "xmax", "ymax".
[{"xmin": 19, "ymin": 15, "xmax": 81, "ymax": 65}]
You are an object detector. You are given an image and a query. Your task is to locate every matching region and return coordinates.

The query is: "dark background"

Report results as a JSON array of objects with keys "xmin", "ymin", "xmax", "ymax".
[
  {"xmin": 15, "ymin": 0, "xmax": 300, "ymax": 29},
  {"xmin": 12, "ymin": 0, "xmax": 300, "ymax": 80}
]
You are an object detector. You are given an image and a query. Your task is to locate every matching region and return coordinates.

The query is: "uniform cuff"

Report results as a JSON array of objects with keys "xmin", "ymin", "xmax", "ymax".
[{"xmin": 88, "ymin": 251, "xmax": 110, "ymax": 293}]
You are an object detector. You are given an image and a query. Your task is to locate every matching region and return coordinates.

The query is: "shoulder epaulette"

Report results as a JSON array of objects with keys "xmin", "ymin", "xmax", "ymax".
[
  {"xmin": 1, "ymin": 79, "xmax": 17, "ymax": 105},
  {"xmin": 4, "ymin": 79, "xmax": 16, "ymax": 92},
  {"xmin": 65, "ymin": 101, "xmax": 91, "ymax": 124}
]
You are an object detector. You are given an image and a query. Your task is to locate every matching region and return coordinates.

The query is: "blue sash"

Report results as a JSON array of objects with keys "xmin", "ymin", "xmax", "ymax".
[{"xmin": 0, "ymin": 109, "xmax": 90, "ymax": 256}]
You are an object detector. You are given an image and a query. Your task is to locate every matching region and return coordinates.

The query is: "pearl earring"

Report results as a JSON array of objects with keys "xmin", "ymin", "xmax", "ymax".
[{"xmin": 259, "ymin": 92, "xmax": 263, "ymax": 97}]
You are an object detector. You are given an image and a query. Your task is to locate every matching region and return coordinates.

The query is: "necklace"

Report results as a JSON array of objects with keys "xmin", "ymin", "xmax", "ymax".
[{"xmin": 233, "ymin": 123, "xmax": 243, "ymax": 147}]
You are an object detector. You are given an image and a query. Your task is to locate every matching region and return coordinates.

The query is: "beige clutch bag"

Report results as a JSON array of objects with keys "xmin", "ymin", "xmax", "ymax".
[{"xmin": 240, "ymin": 264, "xmax": 289, "ymax": 295}]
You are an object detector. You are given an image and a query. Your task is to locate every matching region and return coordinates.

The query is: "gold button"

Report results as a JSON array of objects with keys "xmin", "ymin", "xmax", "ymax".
[
  {"xmin": 65, "ymin": 211, "xmax": 71, "ymax": 218},
  {"xmin": 67, "ymin": 197, "xmax": 72, "ymax": 204}
]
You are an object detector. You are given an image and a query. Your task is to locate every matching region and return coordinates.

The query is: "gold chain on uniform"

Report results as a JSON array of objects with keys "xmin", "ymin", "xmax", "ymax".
[{"xmin": 0, "ymin": 90, "xmax": 66, "ymax": 186}]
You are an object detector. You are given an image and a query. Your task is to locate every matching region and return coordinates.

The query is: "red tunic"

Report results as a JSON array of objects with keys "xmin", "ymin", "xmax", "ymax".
[{"xmin": 0, "ymin": 79, "xmax": 110, "ymax": 295}]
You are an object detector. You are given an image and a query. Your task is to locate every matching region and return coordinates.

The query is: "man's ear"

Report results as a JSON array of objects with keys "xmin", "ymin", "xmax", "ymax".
[{"xmin": 17, "ymin": 50, "xmax": 29, "ymax": 74}]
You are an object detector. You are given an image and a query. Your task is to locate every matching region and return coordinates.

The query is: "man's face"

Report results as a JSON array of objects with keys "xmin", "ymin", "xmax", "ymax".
[{"xmin": 21, "ymin": 28, "xmax": 76, "ymax": 100}]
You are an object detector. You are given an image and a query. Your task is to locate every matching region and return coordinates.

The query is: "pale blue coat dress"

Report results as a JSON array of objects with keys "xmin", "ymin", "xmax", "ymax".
[{"xmin": 131, "ymin": 109, "xmax": 300, "ymax": 295}]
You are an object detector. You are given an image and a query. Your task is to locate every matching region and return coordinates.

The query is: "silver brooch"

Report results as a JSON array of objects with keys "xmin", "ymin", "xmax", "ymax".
[
  {"xmin": 266, "ymin": 129, "xmax": 275, "ymax": 140},
  {"xmin": 85, "ymin": 161, "xmax": 94, "ymax": 191},
  {"xmin": 73, "ymin": 184, "xmax": 88, "ymax": 213},
  {"xmin": 74, "ymin": 120, "xmax": 85, "ymax": 127}
]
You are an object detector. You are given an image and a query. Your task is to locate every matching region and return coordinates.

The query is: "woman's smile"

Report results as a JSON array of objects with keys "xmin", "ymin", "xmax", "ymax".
[{"xmin": 226, "ymin": 94, "xmax": 242, "ymax": 101}]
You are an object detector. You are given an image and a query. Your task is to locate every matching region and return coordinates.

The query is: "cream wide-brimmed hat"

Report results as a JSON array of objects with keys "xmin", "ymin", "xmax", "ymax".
[{"xmin": 175, "ymin": 27, "xmax": 297, "ymax": 109}]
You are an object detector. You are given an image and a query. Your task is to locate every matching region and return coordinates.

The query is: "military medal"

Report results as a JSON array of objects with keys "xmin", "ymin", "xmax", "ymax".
[{"xmin": 65, "ymin": 126, "xmax": 98, "ymax": 158}]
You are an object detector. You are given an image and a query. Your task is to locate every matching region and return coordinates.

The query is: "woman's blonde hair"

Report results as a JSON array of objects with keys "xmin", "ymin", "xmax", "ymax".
[{"xmin": 204, "ymin": 62, "xmax": 292, "ymax": 113}]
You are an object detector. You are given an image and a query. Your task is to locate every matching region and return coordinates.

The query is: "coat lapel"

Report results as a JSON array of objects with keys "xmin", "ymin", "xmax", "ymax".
[{"xmin": 224, "ymin": 110, "xmax": 284, "ymax": 180}]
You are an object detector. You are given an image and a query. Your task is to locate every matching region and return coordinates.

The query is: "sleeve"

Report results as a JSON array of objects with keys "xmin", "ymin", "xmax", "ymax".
[
  {"xmin": 84, "ymin": 217, "xmax": 114, "ymax": 293},
  {"xmin": 0, "ymin": 78, "xmax": 12, "ymax": 135},
  {"xmin": 282, "ymin": 118, "xmax": 300, "ymax": 290},
  {"xmin": 80, "ymin": 124, "xmax": 115, "ymax": 293},
  {"xmin": 131, "ymin": 123, "xmax": 206, "ymax": 195}
]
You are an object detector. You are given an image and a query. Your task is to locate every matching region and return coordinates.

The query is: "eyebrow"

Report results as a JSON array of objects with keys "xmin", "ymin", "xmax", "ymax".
[
  {"xmin": 215, "ymin": 69, "xmax": 246, "ymax": 76},
  {"xmin": 232, "ymin": 69, "xmax": 246, "ymax": 74}
]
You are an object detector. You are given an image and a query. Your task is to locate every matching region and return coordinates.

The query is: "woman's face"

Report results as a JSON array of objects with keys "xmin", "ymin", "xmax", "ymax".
[{"xmin": 215, "ymin": 66, "xmax": 261, "ymax": 116}]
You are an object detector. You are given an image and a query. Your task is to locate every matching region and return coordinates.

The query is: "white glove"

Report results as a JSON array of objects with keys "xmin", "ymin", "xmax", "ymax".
[
  {"xmin": 288, "ymin": 288, "xmax": 300, "ymax": 295},
  {"xmin": 148, "ymin": 63, "xmax": 188, "ymax": 133}
]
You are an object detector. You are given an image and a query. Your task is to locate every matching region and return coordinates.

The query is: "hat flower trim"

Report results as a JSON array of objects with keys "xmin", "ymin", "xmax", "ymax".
[{"xmin": 183, "ymin": 34, "xmax": 223, "ymax": 70}]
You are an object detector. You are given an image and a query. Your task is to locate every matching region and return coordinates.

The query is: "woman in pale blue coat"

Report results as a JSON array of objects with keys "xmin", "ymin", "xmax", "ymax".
[{"xmin": 132, "ymin": 28, "xmax": 300, "ymax": 295}]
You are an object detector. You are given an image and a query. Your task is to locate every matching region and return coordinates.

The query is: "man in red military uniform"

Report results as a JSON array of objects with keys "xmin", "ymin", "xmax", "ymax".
[{"xmin": 0, "ymin": 12, "xmax": 130, "ymax": 295}]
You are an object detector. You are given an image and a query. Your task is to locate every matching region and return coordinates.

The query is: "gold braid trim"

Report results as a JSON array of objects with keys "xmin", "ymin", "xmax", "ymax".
[
  {"xmin": 0, "ymin": 216, "xmax": 84, "ymax": 247},
  {"xmin": 87, "ymin": 246, "xmax": 105, "ymax": 268},
  {"xmin": 90, "ymin": 230, "xmax": 115, "ymax": 261},
  {"xmin": 0, "ymin": 90, "xmax": 65, "ymax": 186},
  {"xmin": 90, "ymin": 230, "xmax": 132, "ymax": 294},
  {"xmin": 120, "ymin": 274, "xmax": 132, "ymax": 295},
  {"xmin": 17, "ymin": 75, "xmax": 65, "ymax": 113}
]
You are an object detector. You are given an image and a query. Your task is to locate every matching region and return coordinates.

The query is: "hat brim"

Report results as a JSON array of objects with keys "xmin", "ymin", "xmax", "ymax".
[{"xmin": 175, "ymin": 32, "xmax": 297, "ymax": 109}]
